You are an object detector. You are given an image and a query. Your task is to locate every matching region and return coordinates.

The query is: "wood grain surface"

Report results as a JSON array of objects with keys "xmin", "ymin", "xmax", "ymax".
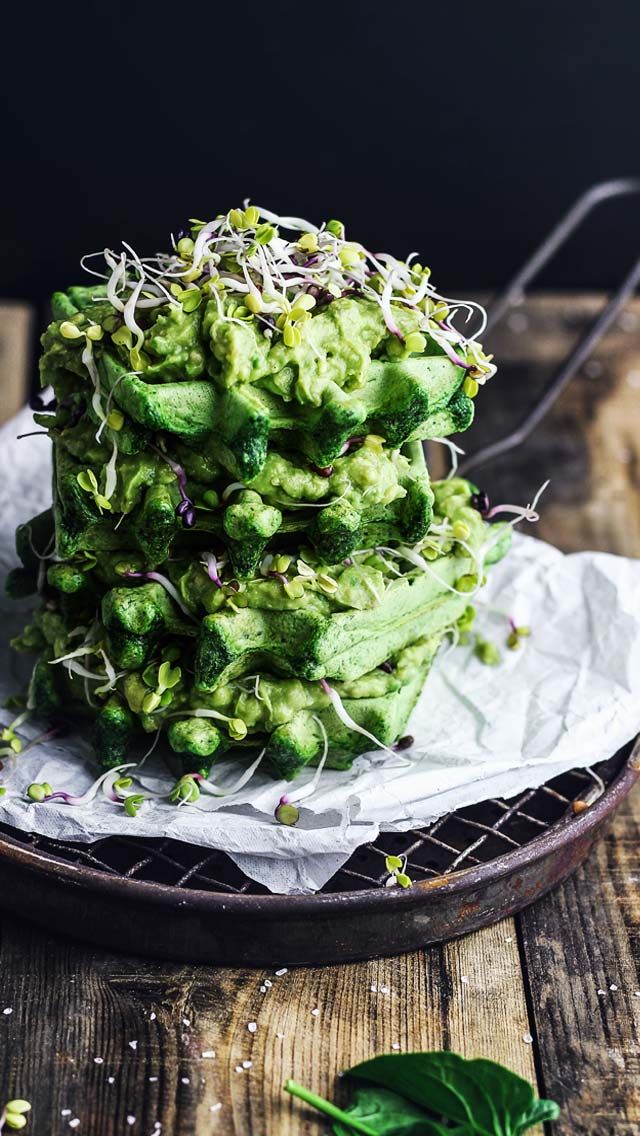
[{"xmin": 0, "ymin": 293, "xmax": 639, "ymax": 1135}]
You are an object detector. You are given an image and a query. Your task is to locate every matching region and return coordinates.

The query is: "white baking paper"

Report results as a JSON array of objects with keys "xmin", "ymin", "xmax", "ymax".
[{"xmin": 1, "ymin": 406, "xmax": 639, "ymax": 893}]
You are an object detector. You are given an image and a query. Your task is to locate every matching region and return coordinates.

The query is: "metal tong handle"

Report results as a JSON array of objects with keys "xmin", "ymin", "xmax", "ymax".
[{"xmin": 459, "ymin": 178, "xmax": 640, "ymax": 477}]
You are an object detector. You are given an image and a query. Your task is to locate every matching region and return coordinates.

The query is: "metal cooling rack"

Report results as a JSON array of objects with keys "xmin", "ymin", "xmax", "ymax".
[{"xmin": 0, "ymin": 758, "xmax": 619, "ymax": 897}]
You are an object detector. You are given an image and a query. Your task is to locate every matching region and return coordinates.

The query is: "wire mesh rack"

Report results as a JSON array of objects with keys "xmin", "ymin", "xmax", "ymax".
[{"xmin": 0, "ymin": 756, "xmax": 622, "ymax": 897}]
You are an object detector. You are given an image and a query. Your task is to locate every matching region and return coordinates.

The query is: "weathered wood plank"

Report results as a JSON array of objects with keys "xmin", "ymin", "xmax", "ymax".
[
  {"xmin": 0, "ymin": 916, "xmax": 534, "ymax": 1134},
  {"xmin": 518, "ymin": 795, "xmax": 640, "ymax": 1136},
  {"xmin": 0, "ymin": 302, "xmax": 34, "ymax": 424}
]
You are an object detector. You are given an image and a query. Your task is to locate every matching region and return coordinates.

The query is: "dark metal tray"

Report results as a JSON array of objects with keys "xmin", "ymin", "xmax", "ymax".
[{"xmin": 0, "ymin": 742, "xmax": 636, "ymax": 966}]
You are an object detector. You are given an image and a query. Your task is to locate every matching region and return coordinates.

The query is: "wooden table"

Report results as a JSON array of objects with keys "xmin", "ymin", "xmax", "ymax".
[{"xmin": 1, "ymin": 295, "xmax": 639, "ymax": 1135}]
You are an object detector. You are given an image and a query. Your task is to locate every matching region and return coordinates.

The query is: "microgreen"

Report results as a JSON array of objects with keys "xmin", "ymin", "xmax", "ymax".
[
  {"xmin": 0, "ymin": 1098, "xmax": 32, "ymax": 1132},
  {"xmin": 507, "ymin": 618, "xmax": 531, "ymax": 651},
  {"xmin": 76, "ymin": 468, "xmax": 112, "ymax": 514},
  {"xmin": 285, "ymin": 1050, "xmax": 560, "ymax": 1135},
  {"xmin": 474, "ymin": 636, "xmax": 502, "ymax": 666},
  {"xmin": 385, "ymin": 855, "xmax": 413, "ymax": 889},
  {"xmin": 77, "ymin": 205, "xmax": 497, "ymax": 379}
]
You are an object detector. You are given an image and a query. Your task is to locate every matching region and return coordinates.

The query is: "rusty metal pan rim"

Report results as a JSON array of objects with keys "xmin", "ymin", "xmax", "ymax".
[{"xmin": 0, "ymin": 741, "xmax": 637, "ymax": 917}]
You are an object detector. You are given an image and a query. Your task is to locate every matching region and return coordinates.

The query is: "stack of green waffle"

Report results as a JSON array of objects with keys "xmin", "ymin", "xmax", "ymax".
[{"xmin": 8, "ymin": 206, "xmax": 511, "ymax": 783}]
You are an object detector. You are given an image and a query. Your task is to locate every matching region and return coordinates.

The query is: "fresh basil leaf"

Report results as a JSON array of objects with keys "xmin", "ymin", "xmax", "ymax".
[
  {"xmin": 331, "ymin": 1086, "xmax": 450, "ymax": 1136},
  {"xmin": 347, "ymin": 1052, "xmax": 559, "ymax": 1136}
]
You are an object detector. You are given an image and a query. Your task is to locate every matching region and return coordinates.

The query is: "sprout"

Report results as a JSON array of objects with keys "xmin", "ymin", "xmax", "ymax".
[
  {"xmin": 28, "ymin": 763, "xmax": 135, "ymax": 807},
  {"xmin": 277, "ymin": 717, "xmax": 329, "ymax": 815},
  {"xmin": 201, "ymin": 552, "xmax": 224, "ymax": 586},
  {"xmin": 198, "ymin": 747, "xmax": 266, "ymax": 797},
  {"xmin": 430, "ymin": 437, "xmax": 465, "ymax": 479},
  {"xmin": 124, "ymin": 569, "xmax": 195, "ymax": 620},
  {"xmin": 77, "ymin": 205, "xmax": 496, "ymax": 378},
  {"xmin": 318, "ymin": 679, "xmax": 396, "ymax": 757},
  {"xmin": 169, "ymin": 708, "xmax": 247, "ymax": 741},
  {"xmin": 485, "ymin": 480, "xmax": 549, "ymax": 525},
  {"xmin": 152, "ymin": 447, "xmax": 197, "ymax": 528},
  {"xmin": 385, "ymin": 855, "xmax": 413, "ymax": 889}
]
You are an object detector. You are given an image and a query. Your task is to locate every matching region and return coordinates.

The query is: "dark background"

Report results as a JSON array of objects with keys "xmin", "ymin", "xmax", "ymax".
[{"xmin": 2, "ymin": 0, "xmax": 639, "ymax": 301}]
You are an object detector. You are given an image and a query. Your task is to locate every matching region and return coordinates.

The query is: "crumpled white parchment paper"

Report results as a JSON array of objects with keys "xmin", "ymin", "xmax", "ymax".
[{"xmin": 1, "ymin": 406, "xmax": 639, "ymax": 893}]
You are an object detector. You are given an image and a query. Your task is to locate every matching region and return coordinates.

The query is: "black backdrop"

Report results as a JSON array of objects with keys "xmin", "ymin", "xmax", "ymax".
[{"xmin": 2, "ymin": 0, "xmax": 639, "ymax": 301}]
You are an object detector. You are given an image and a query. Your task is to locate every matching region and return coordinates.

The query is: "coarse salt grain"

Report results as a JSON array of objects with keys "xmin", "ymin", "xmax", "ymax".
[
  {"xmin": 69, "ymin": 1121, "xmax": 80, "ymax": 1130},
  {"xmin": 248, "ymin": 1022, "xmax": 257, "ymax": 1033},
  {"xmin": 183, "ymin": 1017, "xmax": 190, "ymax": 1026},
  {"xmin": 126, "ymin": 1116, "xmax": 136, "ymax": 1126},
  {"xmin": 275, "ymin": 968, "xmax": 287, "ymax": 976},
  {"xmin": 523, "ymin": 1033, "xmax": 533, "ymax": 1045},
  {"xmin": 635, "ymin": 992, "xmax": 640, "ymax": 998},
  {"xmin": 148, "ymin": 1077, "xmax": 158, "ymax": 1083},
  {"xmin": 3, "ymin": 1008, "xmax": 12, "ymax": 1015},
  {"xmin": 259, "ymin": 986, "xmax": 267, "ymax": 994},
  {"xmin": 597, "ymin": 990, "xmax": 606, "ymax": 995},
  {"xmin": 264, "ymin": 980, "xmax": 272, "ymax": 988},
  {"xmin": 276, "ymin": 1032, "xmax": 285, "ymax": 1039},
  {"xmin": 62, "ymin": 1110, "xmax": 72, "ymax": 1117},
  {"xmin": 149, "ymin": 1012, "xmax": 157, "ymax": 1021},
  {"xmin": 380, "ymin": 985, "xmax": 390, "ymax": 994},
  {"xmin": 242, "ymin": 1060, "xmax": 252, "ymax": 1069},
  {"xmin": 311, "ymin": 1008, "xmax": 320, "ymax": 1016},
  {"xmin": 461, "ymin": 976, "xmax": 469, "ymax": 985},
  {"xmin": 610, "ymin": 984, "xmax": 618, "ymax": 991},
  {"xmin": 93, "ymin": 1057, "xmax": 104, "ymax": 1065},
  {"xmin": 128, "ymin": 1040, "xmax": 138, "ymax": 1051},
  {"xmin": 107, "ymin": 1078, "xmax": 115, "ymax": 1085},
  {"xmin": 235, "ymin": 1065, "xmax": 244, "ymax": 1073},
  {"xmin": 391, "ymin": 1043, "xmax": 401, "ymax": 1051},
  {"xmin": 210, "ymin": 1104, "xmax": 222, "ymax": 1113},
  {"xmin": 181, "ymin": 1077, "xmax": 190, "ymax": 1085},
  {"xmin": 201, "ymin": 1050, "xmax": 216, "ymax": 1058}
]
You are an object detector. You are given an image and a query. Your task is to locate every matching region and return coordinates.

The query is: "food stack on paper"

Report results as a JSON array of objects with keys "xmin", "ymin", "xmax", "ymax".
[{"xmin": 8, "ymin": 206, "xmax": 511, "ymax": 797}]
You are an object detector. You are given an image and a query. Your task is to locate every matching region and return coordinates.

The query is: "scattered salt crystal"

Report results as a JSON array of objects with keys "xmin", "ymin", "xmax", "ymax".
[
  {"xmin": 62, "ymin": 1110, "xmax": 72, "ymax": 1117},
  {"xmin": 370, "ymin": 984, "xmax": 378, "ymax": 993},
  {"xmin": 69, "ymin": 1121, "xmax": 80, "ymax": 1130},
  {"xmin": 259, "ymin": 986, "xmax": 267, "ymax": 994},
  {"xmin": 461, "ymin": 976, "xmax": 469, "ymax": 985},
  {"xmin": 148, "ymin": 1077, "xmax": 158, "ymax": 1083},
  {"xmin": 311, "ymin": 1008, "xmax": 320, "ymax": 1016},
  {"xmin": 380, "ymin": 985, "xmax": 390, "ymax": 994},
  {"xmin": 181, "ymin": 1077, "xmax": 190, "ymax": 1085},
  {"xmin": 107, "ymin": 1078, "xmax": 115, "ymax": 1085},
  {"xmin": 264, "ymin": 980, "xmax": 272, "ymax": 988},
  {"xmin": 182, "ymin": 1017, "xmax": 190, "ymax": 1026},
  {"xmin": 242, "ymin": 1060, "xmax": 252, "ymax": 1069},
  {"xmin": 505, "ymin": 936, "xmax": 514, "ymax": 944},
  {"xmin": 523, "ymin": 1033, "xmax": 533, "ymax": 1045},
  {"xmin": 3, "ymin": 1008, "xmax": 12, "ymax": 1015},
  {"xmin": 391, "ymin": 1043, "xmax": 401, "ymax": 1051},
  {"xmin": 610, "ymin": 984, "xmax": 618, "ymax": 992},
  {"xmin": 635, "ymin": 992, "xmax": 640, "ymax": 998},
  {"xmin": 126, "ymin": 1117, "xmax": 136, "ymax": 1127},
  {"xmin": 235, "ymin": 1065, "xmax": 244, "ymax": 1074},
  {"xmin": 597, "ymin": 990, "xmax": 606, "ymax": 996},
  {"xmin": 149, "ymin": 1012, "xmax": 157, "ymax": 1021},
  {"xmin": 275, "ymin": 968, "xmax": 288, "ymax": 977},
  {"xmin": 128, "ymin": 1040, "xmax": 138, "ymax": 1051},
  {"xmin": 248, "ymin": 1022, "xmax": 257, "ymax": 1033},
  {"xmin": 210, "ymin": 1104, "xmax": 222, "ymax": 1113},
  {"xmin": 276, "ymin": 1032, "xmax": 285, "ymax": 1039},
  {"xmin": 201, "ymin": 1050, "xmax": 216, "ymax": 1058},
  {"xmin": 93, "ymin": 1057, "xmax": 104, "ymax": 1065}
]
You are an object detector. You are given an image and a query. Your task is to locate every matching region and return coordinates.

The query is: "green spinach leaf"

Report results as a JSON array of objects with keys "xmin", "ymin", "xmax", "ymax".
[{"xmin": 285, "ymin": 1050, "xmax": 560, "ymax": 1136}]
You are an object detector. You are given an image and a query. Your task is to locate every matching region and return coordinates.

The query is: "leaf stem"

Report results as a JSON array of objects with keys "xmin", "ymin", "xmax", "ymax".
[{"xmin": 284, "ymin": 1080, "xmax": 378, "ymax": 1135}]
